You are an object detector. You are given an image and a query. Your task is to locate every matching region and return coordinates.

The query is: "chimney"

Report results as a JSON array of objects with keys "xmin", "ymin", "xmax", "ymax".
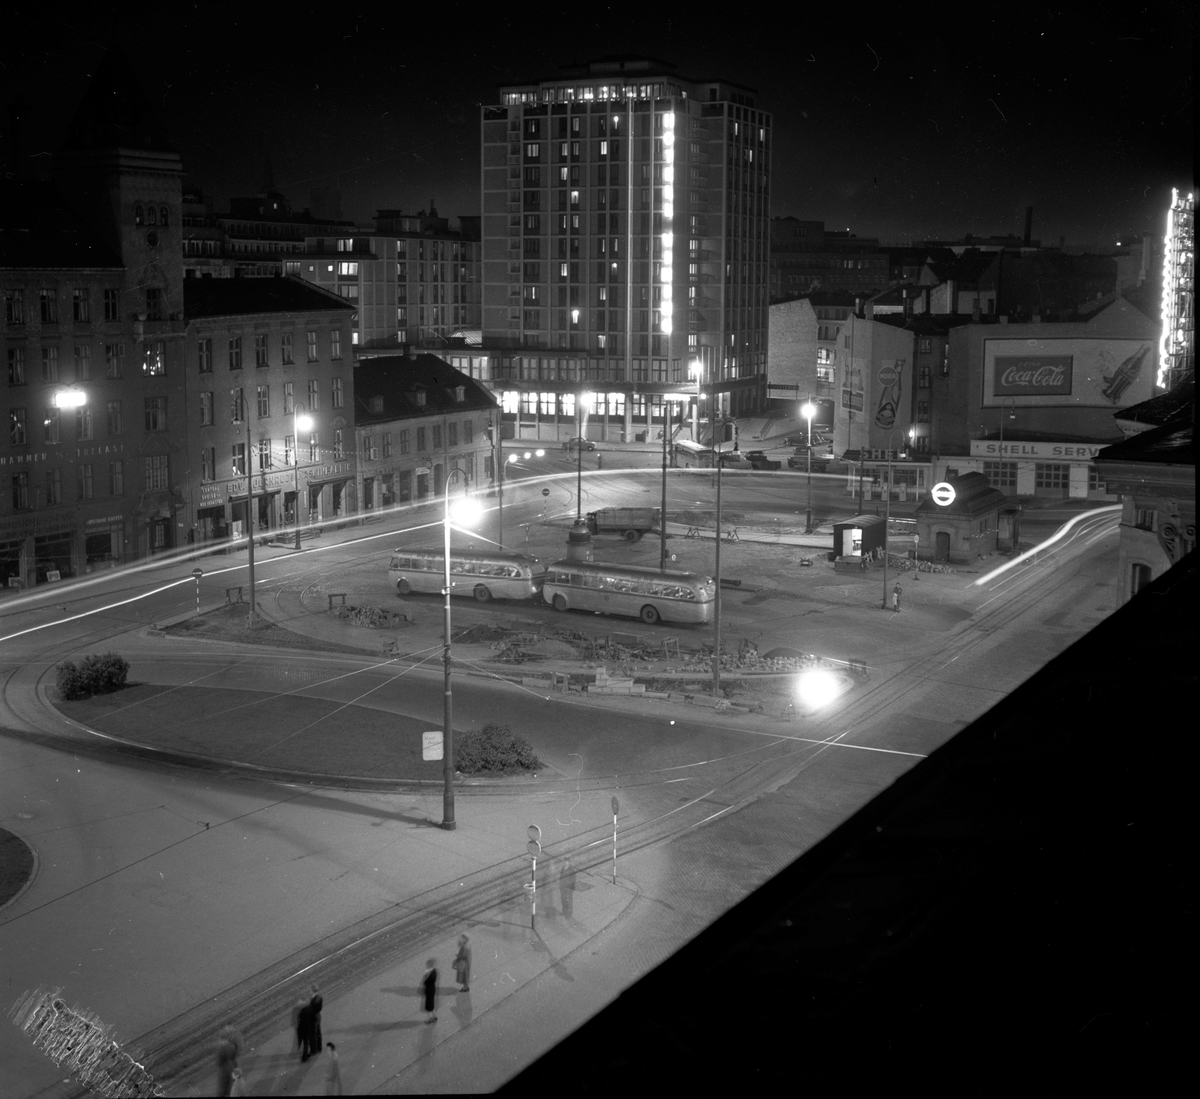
[
  {"xmin": 865, "ymin": 300, "xmax": 874, "ymax": 321},
  {"xmin": 855, "ymin": 296, "xmax": 864, "ymax": 318},
  {"xmin": 1023, "ymin": 206, "xmax": 1033, "ymax": 247}
]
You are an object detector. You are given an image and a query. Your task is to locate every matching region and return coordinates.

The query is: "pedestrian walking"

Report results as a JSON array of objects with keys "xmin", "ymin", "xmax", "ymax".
[
  {"xmin": 297, "ymin": 998, "xmax": 315, "ymax": 1061},
  {"xmin": 421, "ymin": 959, "xmax": 439, "ymax": 1024},
  {"xmin": 292, "ymin": 995, "xmax": 309, "ymax": 1054},
  {"xmin": 228, "ymin": 1067, "xmax": 248, "ymax": 1097},
  {"xmin": 453, "ymin": 935, "xmax": 472, "ymax": 992},
  {"xmin": 558, "ymin": 857, "xmax": 577, "ymax": 919},
  {"xmin": 892, "ymin": 582, "xmax": 902, "ymax": 613},
  {"xmin": 308, "ymin": 985, "xmax": 324, "ymax": 1056},
  {"xmin": 323, "ymin": 1042, "xmax": 343, "ymax": 1096},
  {"xmin": 214, "ymin": 1025, "xmax": 243, "ymax": 1097}
]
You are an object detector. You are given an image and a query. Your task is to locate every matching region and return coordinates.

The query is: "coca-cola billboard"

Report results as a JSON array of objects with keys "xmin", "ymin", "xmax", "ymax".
[
  {"xmin": 984, "ymin": 338, "xmax": 1154, "ymax": 407},
  {"xmin": 993, "ymin": 356, "xmax": 1073, "ymax": 396}
]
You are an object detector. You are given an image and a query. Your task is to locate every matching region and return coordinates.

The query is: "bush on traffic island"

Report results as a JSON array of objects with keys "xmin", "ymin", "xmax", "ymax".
[
  {"xmin": 455, "ymin": 723, "xmax": 542, "ymax": 775},
  {"xmin": 55, "ymin": 653, "xmax": 130, "ymax": 700}
]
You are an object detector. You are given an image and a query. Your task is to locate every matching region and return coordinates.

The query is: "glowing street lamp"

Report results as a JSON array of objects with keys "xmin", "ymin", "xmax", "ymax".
[
  {"xmin": 440, "ymin": 470, "xmax": 483, "ymax": 831},
  {"xmin": 292, "ymin": 407, "xmax": 314, "ymax": 550},
  {"xmin": 53, "ymin": 387, "xmax": 87, "ymax": 409},
  {"xmin": 796, "ymin": 667, "xmax": 843, "ymax": 711},
  {"xmin": 801, "ymin": 400, "xmax": 816, "ymax": 533}
]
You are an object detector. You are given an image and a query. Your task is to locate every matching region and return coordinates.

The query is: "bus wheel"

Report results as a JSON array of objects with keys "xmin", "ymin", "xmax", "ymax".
[
  {"xmin": 639, "ymin": 604, "xmax": 660, "ymax": 625},
  {"xmin": 396, "ymin": 579, "xmax": 411, "ymax": 595},
  {"xmin": 624, "ymin": 529, "xmax": 641, "ymax": 542},
  {"xmin": 474, "ymin": 585, "xmax": 492, "ymax": 603},
  {"xmin": 552, "ymin": 594, "xmax": 568, "ymax": 611}
]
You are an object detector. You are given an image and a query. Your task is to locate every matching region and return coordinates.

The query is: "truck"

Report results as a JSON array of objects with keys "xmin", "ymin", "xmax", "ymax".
[
  {"xmin": 585, "ymin": 507, "xmax": 662, "ymax": 541},
  {"xmin": 743, "ymin": 450, "xmax": 782, "ymax": 471}
]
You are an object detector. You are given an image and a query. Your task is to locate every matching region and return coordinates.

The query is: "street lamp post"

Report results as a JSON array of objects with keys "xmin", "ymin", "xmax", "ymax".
[
  {"xmin": 711, "ymin": 401, "xmax": 724, "ymax": 699},
  {"xmin": 998, "ymin": 397, "xmax": 1016, "ymax": 491},
  {"xmin": 659, "ymin": 396, "xmax": 672, "ymax": 568},
  {"xmin": 244, "ymin": 394, "xmax": 257, "ymax": 624},
  {"xmin": 494, "ymin": 415, "xmax": 504, "ymax": 551},
  {"xmin": 293, "ymin": 406, "xmax": 313, "ymax": 551},
  {"xmin": 441, "ymin": 468, "xmax": 483, "ymax": 831},
  {"xmin": 880, "ymin": 429, "xmax": 909, "ymax": 611},
  {"xmin": 801, "ymin": 400, "xmax": 816, "ymax": 533}
]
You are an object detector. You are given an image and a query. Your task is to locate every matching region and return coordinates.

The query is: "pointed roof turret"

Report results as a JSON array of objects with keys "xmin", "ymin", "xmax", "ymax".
[{"xmin": 59, "ymin": 42, "xmax": 176, "ymax": 154}]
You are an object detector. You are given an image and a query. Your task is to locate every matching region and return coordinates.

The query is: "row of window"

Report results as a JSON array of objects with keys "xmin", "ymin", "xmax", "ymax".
[
  {"xmin": 8, "ymin": 458, "xmax": 162, "ymax": 507},
  {"xmin": 201, "ymin": 434, "xmax": 340, "ymax": 480},
  {"xmin": 196, "ymin": 329, "xmax": 340, "ymax": 371},
  {"xmin": 361, "ymin": 419, "xmax": 476, "ymax": 459},
  {"xmin": 8, "ymin": 396, "xmax": 168, "ymax": 445},
  {"xmin": 133, "ymin": 204, "xmax": 170, "ymax": 228},
  {"xmin": 200, "ymin": 380, "xmax": 344, "ymax": 427},
  {"xmin": 981, "ymin": 461, "xmax": 1104, "ymax": 491},
  {"xmin": 5, "ymin": 288, "xmax": 122, "ymax": 325}
]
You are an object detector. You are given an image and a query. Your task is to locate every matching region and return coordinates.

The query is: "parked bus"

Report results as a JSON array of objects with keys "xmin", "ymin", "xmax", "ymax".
[
  {"xmin": 542, "ymin": 560, "xmax": 715, "ymax": 625},
  {"xmin": 388, "ymin": 549, "xmax": 546, "ymax": 603}
]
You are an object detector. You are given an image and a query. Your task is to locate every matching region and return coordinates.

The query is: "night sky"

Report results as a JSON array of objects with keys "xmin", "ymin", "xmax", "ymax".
[{"xmin": 3, "ymin": 4, "xmax": 1193, "ymax": 250}]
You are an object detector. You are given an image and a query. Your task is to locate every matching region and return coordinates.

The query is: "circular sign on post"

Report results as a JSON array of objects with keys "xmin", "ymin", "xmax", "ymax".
[
  {"xmin": 527, "ymin": 824, "xmax": 541, "ymax": 841},
  {"xmin": 611, "ymin": 796, "xmax": 619, "ymax": 816},
  {"xmin": 930, "ymin": 482, "xmax": 956, "ymax": 506},
  {"xmin": 541, "ymin": 488, "xmax": 550, "ymax": 497},
  {"xmin": 192, "ymin": 568, "xmax": 203, "ymax": 578},
  {"xmin": 527, "ymin": 840, "xmax": 541, "ymax": 859}
]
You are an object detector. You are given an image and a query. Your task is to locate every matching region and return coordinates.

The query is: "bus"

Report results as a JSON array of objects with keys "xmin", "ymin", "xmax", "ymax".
[
  {"xmin": 387, "ymin": 549, "xmax": 546, "ymax": 603},
  {"xmin": 542, "ymin": 560, "xmax": 716, "ymax": 625}
]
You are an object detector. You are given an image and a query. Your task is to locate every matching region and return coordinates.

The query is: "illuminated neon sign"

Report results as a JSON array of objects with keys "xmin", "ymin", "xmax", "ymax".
[
  {"xmin": 659, "ymin": 112, "xmax": 674, "ymax": 337},
  {"xmin": 1158, "ymin": 187, "xmax": 1195, "ymax": 390}
]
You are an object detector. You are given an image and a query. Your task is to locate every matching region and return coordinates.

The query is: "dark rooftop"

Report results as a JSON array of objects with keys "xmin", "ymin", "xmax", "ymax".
[
  {"xmin": 1114, "ymin": 371, "xmax": 1195, "ymax": 428},
  {"xmin": 353, "ymin": 354, "xmax": 498, "ymax": 425},
  {"xmin": 183, "ymin": 277, "xmax": 354, "ymax": 320},
  {"xmin": 1095, "ymin": 420, "xmax": 1195, "ymax": 467}
]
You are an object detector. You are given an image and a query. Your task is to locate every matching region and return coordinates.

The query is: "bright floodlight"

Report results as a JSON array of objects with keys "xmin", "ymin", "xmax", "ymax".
[
  {"xmin": 688, "ymin": 360, "xmax": 703, "ymax": 380},
  {"xmin": 54, "ymin": 389, "xmax": 87, "ymax": 409},
  {"xmin": 535, "ymin": 448, "xmax": 546, "ymax": 457},
  {"xmin": 448, "ymin": 496, "xmax": 483, "ymax": 525},
  {"xmin": 801, "ymin": 401, "xmax": 816, "ymax": 422},
  {"xmin": 507, "ymin": 454, "xmax": 518, "ymax": 464},
  {"xmin": 796, "ymin": 668, "xmax": 842, "ymax": 710},
  {"xmin": 295, "ymin": 414, "xmax": 313, "ymax": 432},
  {"xmin": 523, "ymin": 451, "xmax": 532, "ymax": 460}
]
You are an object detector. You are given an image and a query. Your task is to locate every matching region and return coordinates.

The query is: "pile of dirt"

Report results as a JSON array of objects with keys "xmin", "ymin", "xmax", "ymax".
[{"xmin": 329, "ymin": 604, "xmax": 410, "ymax": 629}]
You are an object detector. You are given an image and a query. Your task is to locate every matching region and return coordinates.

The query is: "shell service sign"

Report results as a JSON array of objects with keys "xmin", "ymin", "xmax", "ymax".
[{"xmin": 983, "ymin": 338, "xmax": 1154, "ymax": 408}]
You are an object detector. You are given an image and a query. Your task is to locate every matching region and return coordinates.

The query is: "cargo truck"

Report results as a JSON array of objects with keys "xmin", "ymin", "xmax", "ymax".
[{"xmin": 585, "ymin": 507, "xmax": 662, "ymax": 541}]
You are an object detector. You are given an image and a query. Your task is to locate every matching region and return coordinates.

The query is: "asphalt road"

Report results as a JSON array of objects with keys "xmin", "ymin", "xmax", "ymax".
[{"xmin": 0, "ymin": 468, "xmax": 1119, "ymax": 1096}]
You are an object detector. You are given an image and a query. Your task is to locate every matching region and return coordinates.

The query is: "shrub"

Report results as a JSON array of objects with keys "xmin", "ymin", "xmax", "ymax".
[
  {"xmin": 454, "ymin": 723, "xmax": 542, "ymax": 776},
  {"xmin": 55, "ymin": 653, "xmax": 130, "ymax": 700}
]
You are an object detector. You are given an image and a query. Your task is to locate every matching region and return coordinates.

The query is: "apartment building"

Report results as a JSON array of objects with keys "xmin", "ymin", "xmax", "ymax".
[{"xmin": 480, "ymin": 57, "xmax": 771, "ymax": 443}]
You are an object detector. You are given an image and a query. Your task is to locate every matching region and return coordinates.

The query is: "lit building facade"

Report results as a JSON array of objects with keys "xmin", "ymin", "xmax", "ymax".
[
  {"xmin": 352, "ymin": 353, "xmax": 498, "ymax": 510},
  {"xmin": 481, "ymin": 57, "xmax": 771, "ymax": 442},
  {"xmin": 294, "ymin": 210, "xmax": 482, "ymax": 353},
  {"xmin": 182, "ymin": 278, "xmax": 356, "ymax": 544}
]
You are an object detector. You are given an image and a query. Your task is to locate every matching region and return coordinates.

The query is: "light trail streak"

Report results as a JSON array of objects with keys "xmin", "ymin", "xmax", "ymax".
[
  {"xmin": 974, "ymin": 506, "xmax": 1119, "ymax": 586},
  {"xmin": 0, "ymin": 576, "xmax": 194, "ymax": 644}
]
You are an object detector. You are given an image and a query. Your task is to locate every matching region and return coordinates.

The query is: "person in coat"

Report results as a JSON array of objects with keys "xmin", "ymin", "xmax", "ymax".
[
  {"xmin": 558, "ymin": 857, "xmax": 577, "ymax": 919},
  {"xmin": 323, "ymin": 1041, "xmax": 343, "ymax": 1096},
  {"xmin": 297, "ymin": 999, "xmax": 314, "ymax": 1061},
  {"xmin": 214, "ymin": 1025, "xmax": 243, "ymax": 1096},
  {"xmin": 228, "ymin": 1067, "xmax": 248, "ymax": 1097},
  {"xmin": 421, "ymin": 959, "xmax": 439, "ymax": 1024},
  {"xmin": 892, "ymin": 582, "xmax": 902, "ymax": 612},
  {"xmin": 453, "ymin": 935, "xmax": 472, "ymax": 992},
  {"xmin": 308, "ymin": 985, "xmax": 324, "ymax": 1055}
]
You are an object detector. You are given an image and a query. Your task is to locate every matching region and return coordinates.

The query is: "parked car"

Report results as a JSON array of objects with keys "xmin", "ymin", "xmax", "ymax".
[
  {"xmin": 785, "ymin": 432, "xmax": 832, "ymax": 448},
  {"xmin": 787, "ymin": 444, "xmax": 833, "ymax": 470},
  {"xmin": 743, "ymin": 450, "xmax": 782, "ymax": 471},
  {"xmin": 564, "ymin": 437, "xmax": 597, "ymax": 451}
]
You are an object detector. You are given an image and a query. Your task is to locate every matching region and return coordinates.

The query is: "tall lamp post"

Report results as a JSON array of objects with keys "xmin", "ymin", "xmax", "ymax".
[
  {"xmin": 243, "ymin": 392, "xmax": 258, "ymax": 624},
  {"xmin": 801, "ymin": 400, "xmax": 816, "ymax": 533},
  {"xmin": 688, "ymin": 359, "xmax": 703, "ymax": 443},
  {"xmin": 659, "ymin": 396, "xmax": 675, "ymax": 568},
  {"xmin": 441, "ymin": 468, "xmax": 483, "ymax": 831},
  {"xmin": 880, "ymin": 429, "xmax": 910, "ymax": 610},
  {"xmin": 710, "ymin": 398, "xmax": 724, "ymax": 699},
  {"xmin": 998, "ymin": 397, "xmax": 1016, "ymax": 489},
  {"xmin": 292, "ymin": 406, "xmax": 313, "ymax": 551}
]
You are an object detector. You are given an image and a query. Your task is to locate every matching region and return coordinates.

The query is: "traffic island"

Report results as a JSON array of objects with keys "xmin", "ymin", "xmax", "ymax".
[{"xmin": 0, "ymin": 826, "xmax": 36, "ymax": 910}]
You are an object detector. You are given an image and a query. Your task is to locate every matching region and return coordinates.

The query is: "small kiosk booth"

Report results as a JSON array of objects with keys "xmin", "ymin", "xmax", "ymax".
[
  {"xmin": 914, "ymin": 472, "xmax": 1007, "ymax": 564},
  {"xmin": 832, "ymin": 514, "xmax": 886, "ymax": 570}
]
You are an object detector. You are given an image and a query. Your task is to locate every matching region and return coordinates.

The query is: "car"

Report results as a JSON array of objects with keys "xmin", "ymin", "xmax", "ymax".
[
  {"xmin": 785, "ymin": 432, "xmax": 832, "ymax": 448},
  {"xmin": 743, "ymin": 450, "xmax": 782, "ymax": 471},
  {"xmin": 563, "ymin": 437, "xmax": 597, "ymax": 451}
]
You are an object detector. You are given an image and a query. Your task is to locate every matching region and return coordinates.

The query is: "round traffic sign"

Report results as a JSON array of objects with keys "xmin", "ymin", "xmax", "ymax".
[
  {"xmin": 527, "ymin": 840, "xmax": 541, "ymax": 858},
  {"xmin": 541, "ymin": 488, "xmax": 550, "ymax": 497},
  {"xmin": 527, "ymin": 824, "xmax": 541, "ymax": 841},
  {"xmin": 192, "ymin": 568, "xmax": 203, "ymax": 578},
  {"xmin": 611, "ymin": 796, "xmax": 619, "ymax": 816},
  {"xmin": 930, "ymin": 481, "xmax": 956, "ymax": 506}
]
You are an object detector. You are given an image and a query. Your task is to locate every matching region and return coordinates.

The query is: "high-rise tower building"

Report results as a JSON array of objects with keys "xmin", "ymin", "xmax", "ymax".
[{"xmin": 481, "ymin": 58, "xmax": 770, "ymax": 443}]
